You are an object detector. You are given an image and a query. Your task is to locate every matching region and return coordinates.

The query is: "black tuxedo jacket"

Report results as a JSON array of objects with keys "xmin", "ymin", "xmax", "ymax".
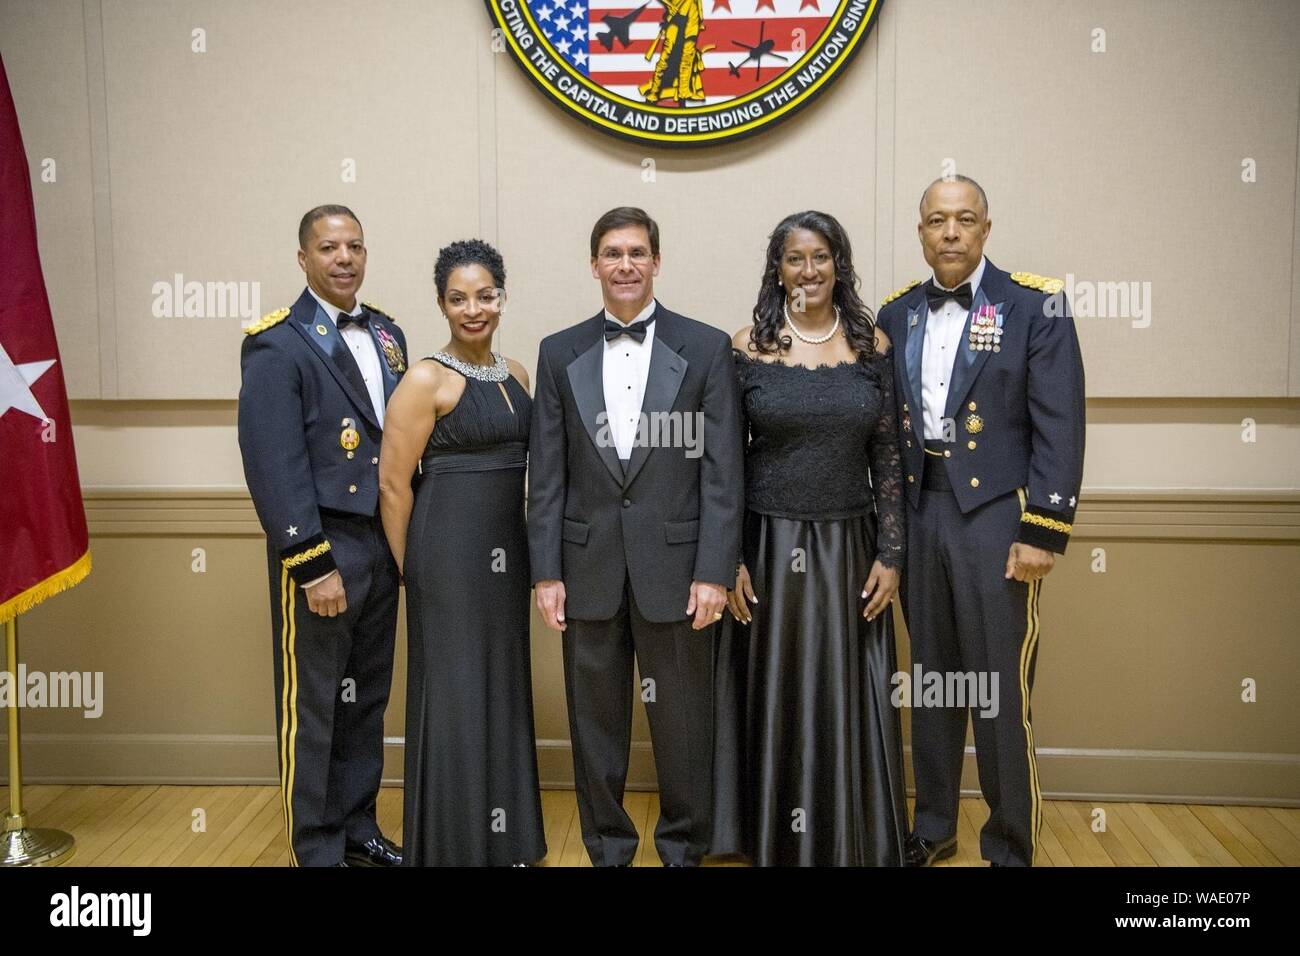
[{"xmin": 527, "ymin": 303, "xmax": 743, "ymax": 623}]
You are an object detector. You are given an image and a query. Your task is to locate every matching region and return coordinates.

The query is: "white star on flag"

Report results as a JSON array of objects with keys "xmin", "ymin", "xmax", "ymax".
[{"xmin": 0, "ymin": 339, "xmax": 56, "ymax": 422}]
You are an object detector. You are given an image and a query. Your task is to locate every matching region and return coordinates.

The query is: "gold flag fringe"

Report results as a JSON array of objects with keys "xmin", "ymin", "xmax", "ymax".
[{"xmin": 0, "ymin": 550, "xmax": 92, "ymax": 624}]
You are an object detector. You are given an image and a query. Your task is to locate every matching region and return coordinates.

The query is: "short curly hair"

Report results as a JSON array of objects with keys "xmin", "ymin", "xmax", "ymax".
[{"xmin": 434, "ymin": 239, "xmax": 506, "ymax": 298}]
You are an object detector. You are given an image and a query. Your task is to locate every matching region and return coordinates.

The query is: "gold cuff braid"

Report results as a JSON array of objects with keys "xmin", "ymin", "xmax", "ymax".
[
  {"xmin": 284, "ymin": 541, "xmax": 332, "ymax": 568},
  {"xmin": 1020, "ymin": 512, "xmax": 1072, "ymax": 534}
]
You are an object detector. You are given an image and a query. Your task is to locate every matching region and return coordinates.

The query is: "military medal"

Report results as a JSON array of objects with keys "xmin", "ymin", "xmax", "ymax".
[
  {"xmin": 374, "ymin": 326, "xmax": 406, "ymax": 374},
  {"xmin": 965, "ymin": 414, "xmax": 984, "ymax": 434},
  {"xmin": 968, "ymin": 305, "xmax": 1001, "ymax": 352},
  {"xmin": 340, "ymin": 417, "xmax": 360, "ymax": 451}
]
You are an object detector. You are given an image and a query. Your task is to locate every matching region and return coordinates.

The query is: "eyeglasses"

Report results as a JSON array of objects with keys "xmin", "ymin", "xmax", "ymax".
[
  {"xmin": 444, "ymin": 288, "xmax": 506, "ymax": 310},
  {"xmin": 598, "ymin": 249, "xmax": 653, "ymax": 266}
]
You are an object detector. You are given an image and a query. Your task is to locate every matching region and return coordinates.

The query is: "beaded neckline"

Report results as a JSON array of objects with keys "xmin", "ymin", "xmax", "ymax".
[{"xmin": 428, "ymin": 350, "xmax": 510, "ymax": 382}]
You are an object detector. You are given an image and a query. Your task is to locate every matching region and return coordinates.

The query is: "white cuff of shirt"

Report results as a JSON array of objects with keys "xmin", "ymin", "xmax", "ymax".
[{"xmin": 301, "ymin": 569, "xmax": 339, "ymax": 589}]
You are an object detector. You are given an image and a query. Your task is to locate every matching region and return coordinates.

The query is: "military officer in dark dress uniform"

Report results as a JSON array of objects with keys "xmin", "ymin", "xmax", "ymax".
[
  {"xmin": 876, "ymin": 176, "xmax": 1086, "ymax": 868},
  {"xmin": 238, "ymin": 205, "xmax": 407, "ymax": 867}
]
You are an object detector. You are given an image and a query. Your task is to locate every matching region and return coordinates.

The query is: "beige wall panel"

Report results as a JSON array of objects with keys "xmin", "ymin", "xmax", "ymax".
[
  {"xmin": 890, "ymin": 0, "xmax": 1300, "ymax": 397},
  {"xmin": 7, "ymin": 532, "xmax": 412, "ymax": 748},
  {"xmin": 490, "ymin": 24, "xmax": 882, "ymax": 372},
  {"xmin": 1292, "ymin": 94, "xmax": 1300, "ymax": 397},
  {"xmin": 71, "ymin": 401, "xmax": 243, "ymax": 487},
  {"xmin": 98, "ymin": 0, "xmax": 483, "ymax": 398},
  {"xmin": 0, "ymin": 0, "xmax": 101, "ymax": 397},
  {"xmin": 1083, "ymin": 400, "xmax": 1300, "ymax": 491},
  {"xmin": 1032, "ymin": 538, "xmax": 1300, "ymax": 756},
  {"xmin": 894, "ymin": 532, "xmax": 1300, "ymax": 799}
]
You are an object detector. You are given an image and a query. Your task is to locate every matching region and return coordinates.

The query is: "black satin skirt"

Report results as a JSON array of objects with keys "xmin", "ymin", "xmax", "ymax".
[{"xmin": 710, "ymin": 509, "xmax": 909, "ymax": 866}]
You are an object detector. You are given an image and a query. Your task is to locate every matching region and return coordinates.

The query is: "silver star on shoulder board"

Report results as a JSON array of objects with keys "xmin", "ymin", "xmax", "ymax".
[
  {"xmin": 1049, "ymin": 493, "xmax": 1062, "ymax": 505},
  {"xmin": 286, "ymin": 525, "xmax": 298, "ymax": 537}
]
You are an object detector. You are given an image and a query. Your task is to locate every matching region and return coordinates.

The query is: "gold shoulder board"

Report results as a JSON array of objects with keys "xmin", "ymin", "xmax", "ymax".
[
  {"xmin": 880, "ymin": 279, "xmax": 921, "ymax": 307},
  {"xmin": 243, "ymin": 307, "xmax": 290, "ymax": 336},
  {"xmin": 1010, "ymin": 271, "xmax": 1065, "ymax": 296}
]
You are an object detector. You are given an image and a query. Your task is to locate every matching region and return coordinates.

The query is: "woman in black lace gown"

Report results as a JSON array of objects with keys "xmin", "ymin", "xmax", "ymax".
[
  {"xmin": 378, "ymin": 240, "xmax": 546, "ymax": 866},
  {"xmin": 711, "ymin": 211, "xmax": 908, "ymax": 866}
]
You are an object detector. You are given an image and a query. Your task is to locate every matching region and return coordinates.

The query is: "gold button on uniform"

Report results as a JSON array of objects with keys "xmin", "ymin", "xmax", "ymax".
[
  {"xmin": 968, "ymin": 440, "xmax": 977, "ymax": 450},
  {"xmin": 943, "ymin": 450, "xmax": 951, "ymax": 458},
  {"xmin": 348, "ymin": 484, "xmax": 357, "ymax": 493},
  {"xmin": 908, "ymin": 475, "xmax": 915, "ymax": 483},
  {"xmin": 371, "ymin": 457, "xmax": 379, "ymax": 465},
  {"xmin": 346, "ymin": 451, "xmax": 354, "ymax": 459},
  {"xmin": 970, "ymin": 478, "xmax": 979, "ymax": 488},
  {"xmin": 968, "ymin": 401, "xmax": 977, "ymax": 411},
  {"xmin": 906, "ymin": 440, "xmax": 913, "ymax": 448}
]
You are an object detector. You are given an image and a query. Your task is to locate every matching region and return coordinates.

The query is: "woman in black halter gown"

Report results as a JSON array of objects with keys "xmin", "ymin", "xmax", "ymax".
[{"xmin": 379, "ymin": 240, "xmax": 546, "ymax": 866}]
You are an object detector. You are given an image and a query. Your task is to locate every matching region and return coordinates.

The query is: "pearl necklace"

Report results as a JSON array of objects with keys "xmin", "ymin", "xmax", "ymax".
[{"xmin": 784, "ymin": 304, "xmax": 840, "ymax": 345}]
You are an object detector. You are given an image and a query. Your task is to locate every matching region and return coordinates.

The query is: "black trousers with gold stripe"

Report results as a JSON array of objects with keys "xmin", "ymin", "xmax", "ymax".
[
  {"xmin": 266, "ymin": 511, "xmax": 399, "ymax": 867},
  {"xmin": 902, "ymin": 486, "xmax": 1043, "ymax": 867}
]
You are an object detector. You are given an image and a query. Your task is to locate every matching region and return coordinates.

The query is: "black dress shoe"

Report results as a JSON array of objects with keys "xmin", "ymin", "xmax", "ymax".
[
  {"xmin": 344, "ymin": 834, "xmax": 403, "ymax": 867},
  {"xmin": 903, "ymin": 833, "xmax": 957, "ymax": 867}
]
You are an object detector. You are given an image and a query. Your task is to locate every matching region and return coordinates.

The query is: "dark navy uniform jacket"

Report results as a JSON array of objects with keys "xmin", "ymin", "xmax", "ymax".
[
  {"xmin": 876, "ymin": 260, "xmax": 1086, "ymax": 553},
  {"xmin": 237, "ymin": 287, "xmax": 408, "ymax": 584}
]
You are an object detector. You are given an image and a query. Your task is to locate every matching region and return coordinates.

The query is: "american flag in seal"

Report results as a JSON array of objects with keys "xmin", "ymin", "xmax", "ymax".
[
  {"xmin": 487, "ymin": 0, "xmax": 881, "ymax": 145},
  {"xmin": 538, "ymin": 0, "xmax": 837, "ymax": 104}
]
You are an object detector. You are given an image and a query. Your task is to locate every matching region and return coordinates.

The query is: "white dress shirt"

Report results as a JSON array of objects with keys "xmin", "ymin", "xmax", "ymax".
[
  {"xmin": 602, "ymin": 298, "xmax": 657, "ymax": 461},
  {"xmin": 308, "ymin": 286, "xmax": 386, "ymax": 428},
  {"xmin": 921, "ymin": 256, "xmax": 986, "ymax": 439}
]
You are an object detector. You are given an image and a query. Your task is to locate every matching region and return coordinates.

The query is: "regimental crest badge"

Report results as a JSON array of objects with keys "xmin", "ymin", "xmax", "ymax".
[
  {"xmin": 374, "ymin": 326, "xmax": 406, "ymax": 374},
  {"xmin": 484, "ymin": 0, "xmax": 883, "ymax": 147}
]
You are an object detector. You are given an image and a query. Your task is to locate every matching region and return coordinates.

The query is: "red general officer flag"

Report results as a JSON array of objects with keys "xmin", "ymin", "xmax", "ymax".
[{"xmin": 0, "ymin": 50, "xmax": 90, "ymax": 622}]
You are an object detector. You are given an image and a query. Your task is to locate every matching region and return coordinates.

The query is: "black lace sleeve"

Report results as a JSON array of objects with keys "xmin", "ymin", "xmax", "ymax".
[
  {"xmin": 732, "ymin": 348, "xmax": 751, "ymax": 452},
  {"xmin": 866, "ymin": 351, "xmax": 906, "ymax": 570},
  {"xmin": 732, "ymin": 348, "xmax": 751, "ymax": 569}
]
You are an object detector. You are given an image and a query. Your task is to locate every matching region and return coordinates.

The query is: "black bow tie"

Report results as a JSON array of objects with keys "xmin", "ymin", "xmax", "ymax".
[
  {"xmin": 925, "ymin": 281, "xmax": 972, "ymax": 312},
  {"xmin": 604, "ymin": 317, "xmax": 651, "ymax": 343},
  {"xmin": 337, "ymin": 309, "xmax": 369, "ymax": 330}
]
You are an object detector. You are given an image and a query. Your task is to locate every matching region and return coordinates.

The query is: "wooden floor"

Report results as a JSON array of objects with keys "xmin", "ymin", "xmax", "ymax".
[{"xmin": 4, "ymin": 785, "xmax": 1298, "ymax": 866}]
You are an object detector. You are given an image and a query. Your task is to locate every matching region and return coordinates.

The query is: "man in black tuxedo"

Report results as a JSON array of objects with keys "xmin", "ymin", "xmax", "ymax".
[{"xmin": 528, "ymin": 207, "xmax": 743, "ymax": 867}]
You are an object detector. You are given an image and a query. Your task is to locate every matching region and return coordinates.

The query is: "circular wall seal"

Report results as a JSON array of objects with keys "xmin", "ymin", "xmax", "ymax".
[{"xmin": 485, "ymin": 0, "xmax": 883, "ymax": 147}]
